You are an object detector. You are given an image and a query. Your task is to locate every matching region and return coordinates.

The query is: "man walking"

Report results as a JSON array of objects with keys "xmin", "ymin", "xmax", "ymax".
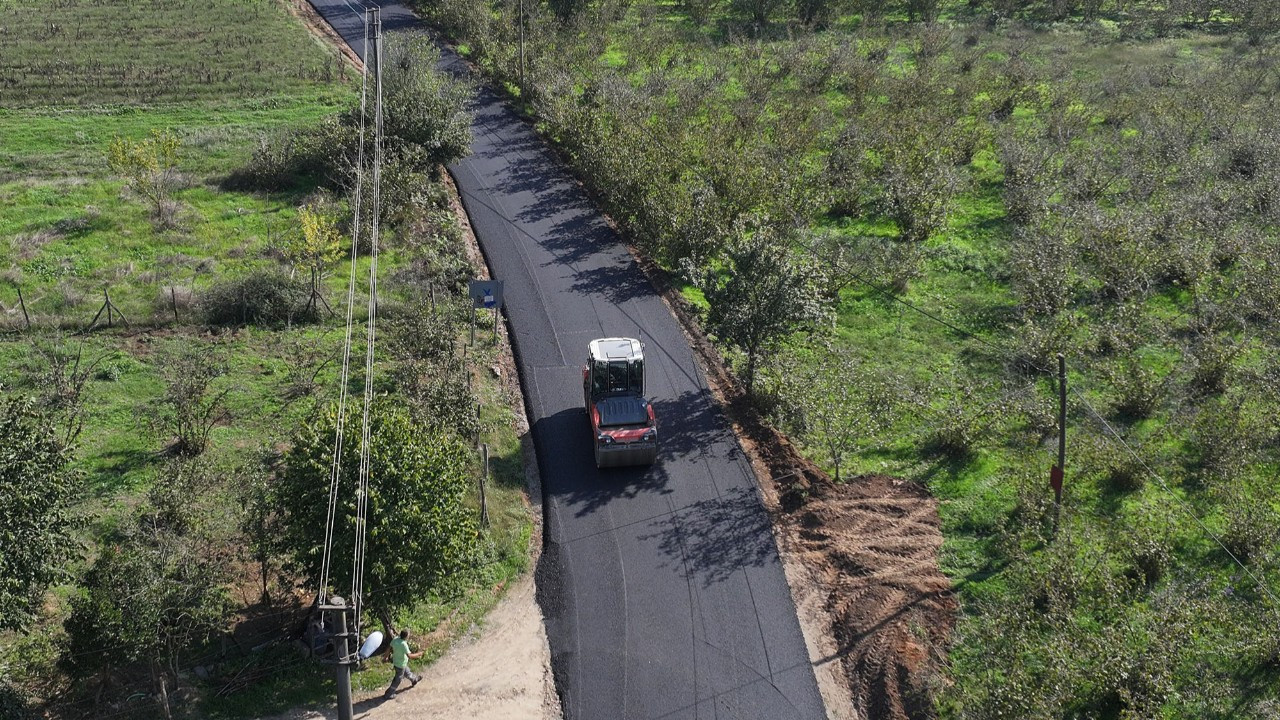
[{"xmin": 385, "ymin": 629, "xmax": 423, "ymax": 698}]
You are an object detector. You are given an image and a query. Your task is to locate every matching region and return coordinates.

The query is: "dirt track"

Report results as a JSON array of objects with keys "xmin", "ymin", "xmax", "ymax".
[{"xmin": 263, "ymin": 573, "xmax": 560, "ymax": 720}]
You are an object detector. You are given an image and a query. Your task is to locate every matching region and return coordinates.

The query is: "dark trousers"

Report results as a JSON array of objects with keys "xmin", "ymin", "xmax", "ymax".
[{"xmin": 386, "ymin": 664, "xmax": 420, "ymax": 695}]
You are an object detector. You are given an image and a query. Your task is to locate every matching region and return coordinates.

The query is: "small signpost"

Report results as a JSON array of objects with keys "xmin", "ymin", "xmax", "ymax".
[{"xmin": 467, "ymin": 279, "xmax": 504, "ymax": 345}]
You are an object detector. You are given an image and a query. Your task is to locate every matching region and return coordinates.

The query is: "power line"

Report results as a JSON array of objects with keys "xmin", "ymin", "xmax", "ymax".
[
  {"xmin": 502, "ymin": 39, "xmax": 1280, "ymax": 613},
  {"xmin": 320, "ymin": 0, "xmax": 374, "ymax": 608}
]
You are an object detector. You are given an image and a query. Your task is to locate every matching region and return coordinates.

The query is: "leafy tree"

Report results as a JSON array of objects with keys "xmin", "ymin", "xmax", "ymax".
[
  {"xmin": 784, "ymin": 358, "xmax": 902, "ymax": 482},
  {"xmin": 63, "ymin": 518, "xmax": 231, "ymax": 719},
  {"xmin": 548, "ymin": 0, "xmax": 591, "ymax": 22},
  {"xmin": 381, "ymin": 35, "xmax": 474, "ymax": 170},
  {"xmin": 237, "ymin": 460, "xmax": 282, "ymax": 606},
  {"xmin": 286, "ymin": 197, "xmax": 345, "ymax": 317},
  {"xmin": 701, "ymin": 221, "xmax": 828, "ymax": 395},
  {"xmin": 730, "ymin": 0, "xmax": 789, "ymax": 25},
  {"xmin": 106, "ymin": 130, "xmax": 181, "ymax": 228},
  {"xmin": 275, "ymin": 399, "xmax": 477, "ymax": 627},
  {"xmin": 0, "ymin": 397, "xmax": 79, "ymax": 633},
  {"xmin": 150, "ymin": 342, "xmax": 231, "ymax": 457}
]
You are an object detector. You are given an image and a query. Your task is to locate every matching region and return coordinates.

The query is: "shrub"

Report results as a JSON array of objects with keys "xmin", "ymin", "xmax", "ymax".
[
  {"xmin": 381, "ymin": 35, "xmax": 474, "ymax": 168},
  {"xmin": 1008, "ymin": 223, "xmax": 1077, "ymax": 319},
  {"xmin": 1106, "ymin": 356, "xmax": 1165, "ymax": 420},
  {"xmin": 700, "ymin": 221, "xmax": 828, "ymax": 395},
  {"xmin": 199, "ymin": 269, "xmax": 310, "ymax": 327},
  {"xmin": 1185, "ymin": 329, "xmax": 1241, "ymax": 397},
  {"xmin": 63, "ymin": 518, "xmax": 231, "ymax": 715},
  {"xmin": 1187, "ymin": 395, "xmax": 1261, "ymax": 481},
  {"xmin": 1007, "ymin": 314, "xmax": 1077, "ymax": 377},
  {"xmin": 0, "ymin": 397, "xmax": 79, "ymax": 633},
  {"xmin": 922, "ymin": 374, "xmax": 1015, "ymax": 459},
  {"xmin": 106, "ymin": 130, "xmax": 182, "ymax": 229},
  {"xmin": 151, "ymin": 342, "xmax": 232, "ymax": 457},
  {"xmin": 232, "ymin": 117, "xmax": 355, "ymax": 192},
  {"xmin": 1217, "ymin": 483, "xmax": 1279, "ymax": 564}
]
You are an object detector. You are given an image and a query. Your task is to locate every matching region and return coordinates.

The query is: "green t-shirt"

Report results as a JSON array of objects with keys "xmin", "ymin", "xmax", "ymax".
[{"xmin": 390, "ymin": 636, "xmax": 410, "ymax": 669}]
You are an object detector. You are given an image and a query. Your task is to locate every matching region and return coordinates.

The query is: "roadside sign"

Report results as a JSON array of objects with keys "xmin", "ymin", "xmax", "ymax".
[{"xmin": 468, "ymin": 279, "xmax": 504, "ymax": 309}]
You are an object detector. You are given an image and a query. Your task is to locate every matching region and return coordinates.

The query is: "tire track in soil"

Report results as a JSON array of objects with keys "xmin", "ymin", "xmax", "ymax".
[{"xmin": 791, "ymin": 476, "xmax": 955, "ymax": 720}]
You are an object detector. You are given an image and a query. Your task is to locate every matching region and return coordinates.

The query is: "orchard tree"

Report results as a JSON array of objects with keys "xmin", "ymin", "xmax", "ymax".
[
  {"xmin": 381, "ymin": 35, "xmax": 474, "ymax": 169},
  {"xmin": 785, "ymin": 358, "xmax": 902, "ymax": 482},
  {"xmin": 875, "ymin": 113, "xmax": 962, "ymax": 250},
  {"xmin": 275, "ymin": 399, "xmax": 477, "ymax": 628},
  {"xmin": 701, "ymin": 220, "xmax": 828, "ymax": 396},
  {"xmin": 0, "ymin": 396, "xmax": 79, "ymax": 632}
]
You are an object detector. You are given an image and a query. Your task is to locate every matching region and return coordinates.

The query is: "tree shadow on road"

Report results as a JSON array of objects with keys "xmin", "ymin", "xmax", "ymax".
[
  {"xmin": 565, "ymin": 254, "xmax": 657, "ymax": 306},
  {"xmin": 639, "ymin": 485, "xmax": 779, "ymax": 588}
]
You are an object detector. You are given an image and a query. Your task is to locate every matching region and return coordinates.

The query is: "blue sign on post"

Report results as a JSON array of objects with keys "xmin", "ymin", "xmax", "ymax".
[{"xmin": 467, "ymin": 280, "xmax": 504, "ymax": 309}]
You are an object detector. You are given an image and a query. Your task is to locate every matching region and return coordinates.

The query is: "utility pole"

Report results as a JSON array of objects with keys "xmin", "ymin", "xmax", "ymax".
[
  {"xmin": 324, "ymin": 11, "xmax": 381, "ymax": 720},
  {"xmin": 318, "ymin": 596, "xmax": 356, "ymax": 720}
]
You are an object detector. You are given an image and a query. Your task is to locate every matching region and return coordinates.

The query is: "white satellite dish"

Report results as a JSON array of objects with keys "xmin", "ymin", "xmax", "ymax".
[{"xmin": 358, "ymin": 630, "xmax": 384, "ymax": 660}]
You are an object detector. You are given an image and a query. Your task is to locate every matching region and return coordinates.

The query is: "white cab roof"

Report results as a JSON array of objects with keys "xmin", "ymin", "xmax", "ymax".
[{"xmin": 589, "ymin": 337, "xmax": 643, "ymax": 363}]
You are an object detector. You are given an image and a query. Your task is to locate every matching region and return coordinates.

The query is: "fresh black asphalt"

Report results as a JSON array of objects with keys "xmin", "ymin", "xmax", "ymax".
[{"xmin": 303, "ymin": 2, "xmax": 828, "ymax": 717}]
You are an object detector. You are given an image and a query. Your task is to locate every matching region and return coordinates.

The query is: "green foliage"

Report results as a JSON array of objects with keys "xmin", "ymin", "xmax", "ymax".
[
  {"xmin": 730, "ymin": 0, "xmax": 790, "ymax": 25},
  {"xmin": 64, "ymin": 458, "xmax": 234, "ymax": 691},
  {"xmin": 63, "ymin": 520, "xmax": 232, "ymax": 673},
  {"xmin": 0, "ymin": 396, "xmax": 79, "ymax": 633},
  {"xmin": 0, "ymin": 680, "xmax": 32, "ymax": 720},
  {"xmin": 199, "ymin": 270, "xmax": 311, "ymax": 327},
  {"xmin": 276, "ymin": 399, "xmax": 478, "ymax": 622},
  {"xmin": 385, "ymin": 302, "xmax": 484, "ymax": 440},
  {"xmin": 700, "ymin": 222, "xmax": 828, "ymax": 394},
  {"xmin": 380, "ymin": 36, "xmax": 474, "ymax": 169},
  {"xmin": 106, "ymin": 130, "xmax": 182, "ymax": 228},
  {"xmin": 235, "ymin": 117, "xmax": 357, "ymax": 192}
]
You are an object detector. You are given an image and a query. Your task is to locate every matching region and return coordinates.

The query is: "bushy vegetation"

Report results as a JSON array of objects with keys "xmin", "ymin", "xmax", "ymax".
[
  {"xmin": 425, "ymin": 0, "xmax": 1280, "ymax": 715},
  {"xmin": 0, "ymin": 397, "xmax": 79, "ymax": 633},
  {"xmin": 1, "ymin": 9, "xmax": 526, "ymax": 720}
]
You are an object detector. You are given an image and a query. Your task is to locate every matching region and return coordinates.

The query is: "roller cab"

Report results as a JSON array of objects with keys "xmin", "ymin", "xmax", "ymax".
[{"xmin": 583, "ymin": 338, "xmax": 657, "ymax": 468}]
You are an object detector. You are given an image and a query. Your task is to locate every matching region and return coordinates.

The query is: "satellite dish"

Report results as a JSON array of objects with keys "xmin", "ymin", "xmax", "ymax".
[{"xmin": 358, "ymin": 630, "xmax": 384, "ymax": 659}]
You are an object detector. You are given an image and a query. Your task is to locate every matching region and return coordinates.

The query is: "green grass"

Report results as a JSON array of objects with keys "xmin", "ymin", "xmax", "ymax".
[
  {"xmin": 0, "ymin": 0, "xmax": 349, "ymax": 107},
  {"xmin": 0, "ymin": 1, "xmax": 537, "ymax": 717}
]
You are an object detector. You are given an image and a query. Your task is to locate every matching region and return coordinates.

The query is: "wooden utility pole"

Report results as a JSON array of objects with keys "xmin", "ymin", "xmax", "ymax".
[{"xmin": 480, "ymin": 443, "xmax": 490, "ymax": 527}]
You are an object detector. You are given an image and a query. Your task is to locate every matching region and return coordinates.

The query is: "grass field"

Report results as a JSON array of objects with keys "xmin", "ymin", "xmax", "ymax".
[
  {"xmin": 0, "ymin": 0, "xmax": 347, "ymax": 107},
  {"xmin": 0, "ymin": 1, "xmax": 535, "ymax": 717}
]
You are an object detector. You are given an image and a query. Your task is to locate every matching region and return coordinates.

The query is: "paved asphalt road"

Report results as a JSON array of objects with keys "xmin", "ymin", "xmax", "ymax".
[{"xmin": 303, "ymin": 3, "xmax": 828, "ymax": 718}]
